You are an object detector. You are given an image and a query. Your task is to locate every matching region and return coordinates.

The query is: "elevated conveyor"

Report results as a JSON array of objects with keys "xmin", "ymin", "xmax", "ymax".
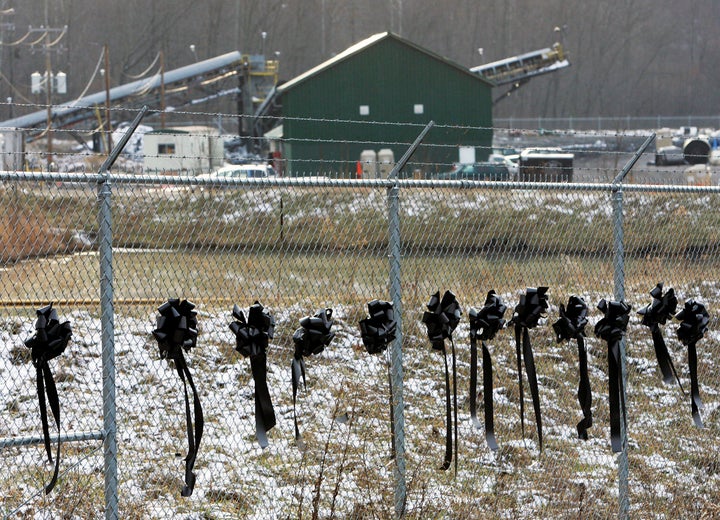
[{"xmin": 471, "ymin": 43, "xmax": 569, "ymax": 87}]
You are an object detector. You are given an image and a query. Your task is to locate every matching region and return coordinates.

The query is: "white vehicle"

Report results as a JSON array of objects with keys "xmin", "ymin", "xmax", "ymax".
[
  {"xmin": 200, "ymin": 163, "xmax": 276, "ymax": 179},
  {"xmin": 488, "ymin": 153, "xmax": 519, "ymax": 179},
  {"xmin": 195, "ymin": 163, "xmax": 276, "ymax": 190}
]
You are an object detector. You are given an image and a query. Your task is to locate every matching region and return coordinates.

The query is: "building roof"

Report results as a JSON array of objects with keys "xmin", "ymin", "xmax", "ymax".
[{"xmin": 277, "ymin": 32, "xmax": 493, "ymax": 93}]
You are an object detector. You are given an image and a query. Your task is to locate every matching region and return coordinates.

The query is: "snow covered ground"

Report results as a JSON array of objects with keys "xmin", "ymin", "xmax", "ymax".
[{"xmin": 1, "ymin": 292, "xmax": 718, "ymax": 518}]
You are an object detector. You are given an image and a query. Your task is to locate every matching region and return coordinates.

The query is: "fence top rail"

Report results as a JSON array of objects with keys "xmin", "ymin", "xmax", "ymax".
[{"xmin": 1, "ymin": 170, "xmax": 720, "ymax": 194}]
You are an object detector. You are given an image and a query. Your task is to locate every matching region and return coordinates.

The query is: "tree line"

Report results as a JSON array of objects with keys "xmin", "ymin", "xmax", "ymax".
[{"xmin": 1, "ymin": 0, "xmax": 717, "ymax": 125}]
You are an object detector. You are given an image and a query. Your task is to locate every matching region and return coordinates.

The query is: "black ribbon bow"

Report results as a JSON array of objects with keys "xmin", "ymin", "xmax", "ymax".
[
  {"xmin": 638, "ymin": 283, "xmax": 684, "ymax": 392},
  {"xmin": 24, "ymin": 303, "xmax": 72, "ymax": 494},
  {"xmin": 359, "ymin": 299, "xmax": 398, "ymax": 457},
  {"xmin": 676, "ymin": 299, "xmax": 709, "ymax": 428},
  {"xmin": 359, "ymin": 299, "xmax": 397, "ymax": 355},
  {"xmin": 230, "ymin": 302, "xmax": 277, "ymax": 448},
  {"xmin": 421, "ymin": 290, "xmax": 461, "ymax": 472},
  {"xmin": 291, "ymin": 308, "xmax": 335, "ymax": 449},
  {"xmin": 468, "ymin": 290, "xmax": 506, "ymax": 452},
  {"xmin": 594, "ymin": 299, "xmax": 631, "ymax": 453},
  {"xmin": 553, "ymin": 296, "xmax": 592, "ymax": 440},
  {"xmin": 152, "ymin": 298, "xmax": 204, "ymax": 497},
  {"xmin": 509, "ymin": 287, "xmax": 548, "ymax": 452}
]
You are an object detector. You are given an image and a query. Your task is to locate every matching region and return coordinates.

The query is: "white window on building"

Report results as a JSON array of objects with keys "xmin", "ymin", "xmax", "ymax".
[
  {"xmin": 359, "ymin": 105, "xmax": 370, "ymax": 116},
  {"xmin": 414, "ymin": 104, "xmax": 424, "ymax": 114}
]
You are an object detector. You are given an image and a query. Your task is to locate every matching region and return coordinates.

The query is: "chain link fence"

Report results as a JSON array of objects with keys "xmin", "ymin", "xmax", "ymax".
[{"xmin": 1, "ymin": 120, "xmax": 719, "ymax": 519}]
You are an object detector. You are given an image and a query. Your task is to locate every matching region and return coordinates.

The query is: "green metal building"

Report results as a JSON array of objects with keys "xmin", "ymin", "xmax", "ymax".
[{"xmin": 275, "ymin": 32, "xmax": 494, "ymax": 177}]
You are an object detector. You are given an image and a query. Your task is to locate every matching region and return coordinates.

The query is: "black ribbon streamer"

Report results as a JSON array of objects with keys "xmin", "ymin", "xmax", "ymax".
[
  {"xmin": 229, "ymin": 302, "xmax": 277, "ymax": 448},
  {"xmin": 291, "ymin": 308, "xmax": 335, "ymax": 449},
  {"xmin": 594, "ymin": 299, "xmax": 631, "ymax": 453},
  {"xmin": 509, "ymin": 287, "xmax": 548, "ymax": 452},
  {"xmin": 676, "ymin": 299, "xmax": 709, "ymax": 428},
  {"xmin": 468, "ymin": 290, "xmax": 506, "ymax": 452},
  {"xmin": 359, "ymin": 299, "xmax": 398, "ymax": 458},
  {"xmin": 152, "ymin": 298, "xmax": 204, "ymax": 497},
  {"xmin": 24, "ymin": 303, "xmax": 72, "ymax": 495},
  {"xmin": 421, "ymin": 290, "xmax": 461, "ymax": 472},
  {"xmin": 552, "ymin": 296, "xmax": 592, "ymax": 440},
  {"xmin": 638, "ymin": 283, "xmax": 684, "ymax": 392}
]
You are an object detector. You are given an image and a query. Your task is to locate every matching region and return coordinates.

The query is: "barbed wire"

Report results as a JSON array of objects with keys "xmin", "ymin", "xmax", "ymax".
[
  {"xmin": 0, "ymin": 99, "xmax": 714, "ymax": 141},
  {"xmin": 0, "ymin": 100, "xmax": 689, "ymax": 141},
  {"xmin": 1, "ymin": 100, "xmax": 713, "ymax": 183}
]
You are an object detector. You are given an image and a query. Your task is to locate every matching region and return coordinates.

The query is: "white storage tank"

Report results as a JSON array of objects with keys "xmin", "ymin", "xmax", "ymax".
[
  {"xmin": 360, "ymin": 149, "xmax": 378, "ymax": 178},
  {"xmin": 378, "ymin": 148, "xmax": 395, "ymax": 178}
]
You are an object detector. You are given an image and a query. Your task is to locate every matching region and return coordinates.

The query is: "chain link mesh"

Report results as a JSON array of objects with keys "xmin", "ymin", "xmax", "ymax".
[{"xmin": 1, "ymin": 130, "xmax": 719, "ymax": 519}]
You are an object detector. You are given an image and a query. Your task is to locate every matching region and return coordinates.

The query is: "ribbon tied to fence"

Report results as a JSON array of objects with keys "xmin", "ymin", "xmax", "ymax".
[
  {"xmin": 638, "ymin": 283, "xmax": 684, "ymax": 392},
  {"xmin": 230, "ymin": 302, "xmax": 277, "ymax": 448},
  {"xmin": 421, "ymin": 290, "xmax": 461, "ymax": 471},
  {"xmin": 552, "ymin": 295, "xmax": 592, "ymax": 440},
  {"xmin": 152, "ymin": 298, "xmax": 204, "ymax": 497},
  {"xmin": 468, "ymin": 290, "xmax": 506, "ymax": 451},
  {"xmin": 509, "ymin": 286, "xmax": 548, "ymax": 452},
  {"xmin": 359, "ymin": 299, "xmax": 398, "ymax": 458},
  {"xmin": 291, "ymin": 308, "xmax": 335, "ymax": 449},
  {"xmin": 594, "ymin": 298, "xmax": 631, "ymax": 453},
  {"xmin": 24, "ymin": 303, "xmax": 72, "ymax": 494},
  {"xmin": 675, "ymin": 299, "xmax": 709, "ymax": 427}
]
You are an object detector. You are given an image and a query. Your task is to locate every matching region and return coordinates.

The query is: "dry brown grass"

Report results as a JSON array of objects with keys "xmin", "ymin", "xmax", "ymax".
[{"xmin": 0, "ymin": 204, "xmax": 69, "ymax": 263}]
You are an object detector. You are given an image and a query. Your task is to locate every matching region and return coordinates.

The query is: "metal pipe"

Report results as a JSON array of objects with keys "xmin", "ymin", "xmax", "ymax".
[
  {"xmin": 0, "ymin": 429, "xmax": 104, "ymax": 449},
  {"xmin": 612, "ymin": 132, "xmax": 655, "ymax": 185},
  {"xmin": 388, "ymin": 120, "xmax": 434, "ymax": 179}
]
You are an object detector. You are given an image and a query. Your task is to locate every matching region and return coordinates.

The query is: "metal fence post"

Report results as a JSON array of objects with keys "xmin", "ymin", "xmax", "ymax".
[
  {"xmin": 388, "ymin": 181, "xmax": 406, "ymax": 518},
  {"xmin": 611, "ymin": 186, "xmax": 629, "ymax": 520},
  {"xmin": 386, "ymin": 121, "xmax": 434, "ymax": 518},
  {"xmin": 98, "ymin": 173, "xmax": 118, "ymax": 520},
  {"xmin": 97, "ymin": 106, "xmax": 148, "ymax": 520},
  {"xmin": 611, "ymin": 133, "xmax": 655, "ymax": 520}
]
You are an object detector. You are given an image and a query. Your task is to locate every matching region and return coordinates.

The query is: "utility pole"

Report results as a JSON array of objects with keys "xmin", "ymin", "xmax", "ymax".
[
  {"xmin": 44, "ymin": 20, "xmax": 52, "ymax": 169},
  {"xmin": 159, "ymin": 50, "xmax": 166, "ymax": 129},
  {"xmin": 27, "ymin": 0, "xmax": 67, "ymax": 170},
  {"xmin": 0, "ymin": 4, "xmax": 15, "ymax": 120},
  {"xmin": 104, "ymin": 44, "xmax": 112, "ymax": 151}
]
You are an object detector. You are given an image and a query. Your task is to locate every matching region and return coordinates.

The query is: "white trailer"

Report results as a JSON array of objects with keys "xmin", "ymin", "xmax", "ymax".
[{"xmin": 143, "ymin": 126, "xmax": 224, "ymax": 174}]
